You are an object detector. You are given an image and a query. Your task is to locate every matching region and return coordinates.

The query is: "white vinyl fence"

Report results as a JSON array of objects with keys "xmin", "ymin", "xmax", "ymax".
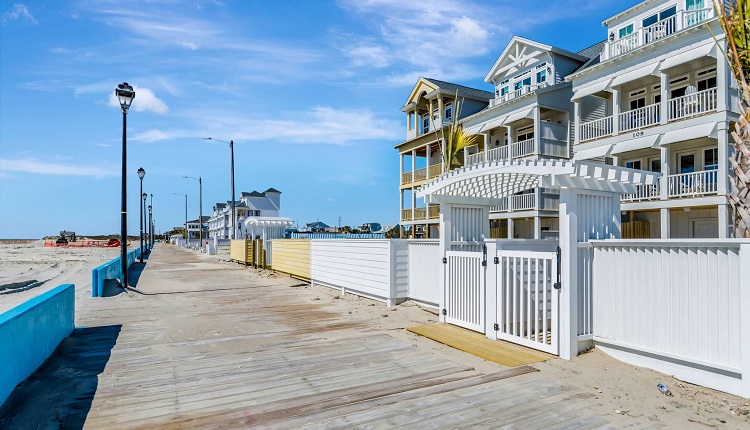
[
  {"xmin": 592, "ymin": 240, "xmax": 750, "ymax": 398},
  {"xmin": 407, "ymin": 240, "xmax": 441, "ymax": 306}
]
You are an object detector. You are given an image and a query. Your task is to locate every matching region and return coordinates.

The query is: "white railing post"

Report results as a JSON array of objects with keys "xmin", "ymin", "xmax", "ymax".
[
  {"xmin": 558, "ymin": 188, "xmax": 579, "ymax": 360},
  {"xmin": 612, "ymin": 88, "xmax": 620, "ymax": 135},
  {"xmin": 740, "ymin": 244, "xmax": 750, "ymax": 397},
  {"xmin": 573, "ymin": 101, "xmax": 581, "ymax": 145},
  {"xmin": 438, "ymin": 203, "xmax": 451, "ymax": 323}
]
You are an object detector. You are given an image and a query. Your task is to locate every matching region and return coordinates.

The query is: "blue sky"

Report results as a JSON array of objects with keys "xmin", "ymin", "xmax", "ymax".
[{"xmin": 0, "ymin": 0, "xmax": 634, "ymax": 238}]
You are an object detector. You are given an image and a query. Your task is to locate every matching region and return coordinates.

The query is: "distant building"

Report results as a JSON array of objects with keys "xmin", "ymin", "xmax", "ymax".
[
  {"xmin": 207, "ymin": 188, "xmax": 283, "ymax": 239},
  {"xmin": 300, "ymin": 222, "xmax": 330, "ymax": 233},
  {"xmin": 186, "ymin": 216, "xmax": 210, "ymax": 240}
]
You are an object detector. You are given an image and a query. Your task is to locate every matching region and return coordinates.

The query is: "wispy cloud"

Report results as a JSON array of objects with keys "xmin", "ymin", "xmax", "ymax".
[
  {"xmin": 0, "ymin": 159, "xmax": 117, "ymax": 178},
  {"xmin": 107, "ymin": 85, "xmax": 169, "ymax": 114},
  {"xmin": 2, "ymin": 4, "xmax": 38, "ymax": 24},
  {"xmin": 132, "ymin": 106, "xmax": 400, "ymax": 145}
]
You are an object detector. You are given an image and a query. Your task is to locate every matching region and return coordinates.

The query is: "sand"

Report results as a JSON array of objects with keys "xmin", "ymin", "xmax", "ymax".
[{"xmin": 1, "ymin": 243, "xmax": 748, "ymax": 428}]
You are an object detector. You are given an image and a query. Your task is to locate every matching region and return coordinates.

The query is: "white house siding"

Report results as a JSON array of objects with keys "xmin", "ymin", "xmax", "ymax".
[{"xmin": 670, "ymin": 207, "xmax": 719, "ymax": 238}]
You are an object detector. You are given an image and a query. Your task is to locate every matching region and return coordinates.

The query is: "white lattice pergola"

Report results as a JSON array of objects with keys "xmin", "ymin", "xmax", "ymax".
[{"xmin": 416, "ymin": 159, "xmax": 661, "ymax": 359}]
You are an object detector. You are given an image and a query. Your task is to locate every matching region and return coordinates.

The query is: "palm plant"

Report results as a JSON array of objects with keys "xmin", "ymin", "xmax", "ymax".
[
  {"xmin": 438, "ymin": 92, "xmax": 479, "ymax": 170},
  {"xmin": 713, "ymin": 0, "xmax": 750, "ymax": 237}
]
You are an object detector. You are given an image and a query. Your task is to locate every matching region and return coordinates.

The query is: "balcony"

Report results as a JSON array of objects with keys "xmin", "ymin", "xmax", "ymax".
[
  {"xmin": 401, "ymin": 205, "xmax": 441, "ymax": 222},
  {"xmin": 621, "ymin": 170, "xmax": 718, "ymax": 202},
  {"xmin": 579, "ymin": 88, "xmax": 717, "ymax": 142},
  {"xmin": 668, "ymin": 88, "xmax": 717, "ymax": 121},
  {"xmin": 603, "ymin": 8, "xmax": 715, "ymax": 61},
  {"xmin": 465, "ymin": 122, "xmax": 569, "ymax": 165},
  {"xmin": 619, "ymin": 103, "xmax": 660, "ymax": 132},
  {"xmin": 489, "ymin": 83, "xmax": 549, "ymax": 108},
  {"xmin": 402, "ymin": 164, "xmax": 443, "ymax": 185}
]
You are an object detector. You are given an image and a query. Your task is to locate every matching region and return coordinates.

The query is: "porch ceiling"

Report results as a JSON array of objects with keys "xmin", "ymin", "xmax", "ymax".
[{"xmin": 417, "ymin": 159, "xmax": 660, "ymax": 205}]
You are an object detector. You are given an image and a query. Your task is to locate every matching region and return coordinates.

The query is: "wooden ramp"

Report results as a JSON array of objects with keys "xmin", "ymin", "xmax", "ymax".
[{"xmin": 407, "ymin": 323, "xmax": 554, "ymax": 367}]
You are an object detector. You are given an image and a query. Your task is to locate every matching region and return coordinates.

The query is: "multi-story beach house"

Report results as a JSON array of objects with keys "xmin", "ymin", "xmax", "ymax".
[
  {"xmin": 567, "ymin": 0, "xmax": 736, "ymax": 238},
  {"xmin": 207, "ymin": 188, "xmax": 282, "ymax": 239},
  {"xmin": 397, "ymin": 78, "xmax": 492, "ymax": 238},
  {"xmin": 459, "ymin": 37, "xmax": 602, "ymax": 239},
  {"xmin": 186, "ymin": 216, "xmax": 209, "ymax": 240},
  {"xmin": 397, "ymin": 38, "xmax": 601, "ymax": 239}
]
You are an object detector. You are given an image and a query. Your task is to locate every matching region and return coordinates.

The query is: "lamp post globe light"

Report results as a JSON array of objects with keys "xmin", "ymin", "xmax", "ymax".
[
  {"xmin": 137, "ymin": 167, "xmax": 146, "ymax": 263},
  {"xmin": 201, "ymin": 137, "xmax": 235, "ymax": 240},
  {"xmin": 116, "ymin": 82, "xmax": 135, "ymax": 288},
  {"xmin": 183, "ymin": 176, "xmax": 203, "ymax": 246}
]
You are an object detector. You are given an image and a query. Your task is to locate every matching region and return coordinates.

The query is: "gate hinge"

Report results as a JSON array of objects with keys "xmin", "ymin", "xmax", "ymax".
[
  {"xmin": 442, "ymin": 257, "xmax": 447, "ymax": 264},
  {"xmin": 493, "ymin": 256, "xmax": 499, "ymax": 265},
  {"xmin": 442, "ymin": 308, "xmax": 447, "ymax": 316},
  {"xmin": 493, "ymin": 323, "xmax": 499, "ymax": 331}
]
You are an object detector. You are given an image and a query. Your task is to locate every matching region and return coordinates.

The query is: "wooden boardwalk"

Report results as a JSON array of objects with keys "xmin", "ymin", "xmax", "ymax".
[{"xmin": 0, "ymin": 245, "xmax": 653, "ymax": 429}]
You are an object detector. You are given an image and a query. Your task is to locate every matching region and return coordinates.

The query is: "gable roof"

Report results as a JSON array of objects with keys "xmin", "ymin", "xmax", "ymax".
[
  {"xmin": 484, "ymin": 36, "xmax": 589, "ymax": 83},
  {"xmin": 402, "ymin": 77, "xmax": 491, "ymax": 110},
  {"xmin": 264, "ymin": 187, "xmax": 282, "ymax": 194},
  {"xmin": 241, "ymin": 191, "xmax": 265, "ymax": 197},
  {"xmin": 574, "ymin": 40, "xmax": 606, "ymax": 72}
]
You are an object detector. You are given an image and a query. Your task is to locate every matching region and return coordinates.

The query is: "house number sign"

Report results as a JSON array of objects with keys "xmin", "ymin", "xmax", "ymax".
[{"xmin": 633, "ymin": 131, "xmax": 644, "ymax": 138}]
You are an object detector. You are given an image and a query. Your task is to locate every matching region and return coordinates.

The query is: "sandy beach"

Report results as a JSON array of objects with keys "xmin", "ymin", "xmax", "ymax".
[{"xmin": 1, "ymin": 243, "xmax": 748, "ymax": 428}]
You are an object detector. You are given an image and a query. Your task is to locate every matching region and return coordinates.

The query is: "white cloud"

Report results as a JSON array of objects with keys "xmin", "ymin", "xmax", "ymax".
[
  {"xmin": 0, "ymin": 159, "xmax": 117, "ymax": 178},
  {"xmin": 108, "ymin": 85, "xmax": 169, "ymax": 114},
  {"xmin": 131, "ymin": 106, "xmax": 400, "ymax": 145},
  {"xmin": 2, "ymin": 4, "xmax": 38, "ymax": 24}
]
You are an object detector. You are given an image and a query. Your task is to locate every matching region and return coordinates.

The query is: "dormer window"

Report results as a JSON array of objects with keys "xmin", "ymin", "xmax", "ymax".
[
  {"xmin": 618, "ymin": 23, "xmax": 634, "ymax": 39},
  {"xmin": 513, "ymin": 71, "xmax": 532, "ymax": 92},
  {"xmin": 498, "ymin": 79, "xmax": 510, "ymax": 98},
  {"xmin": 444, "ymin": 102, "xmax": 453, "ymax": 121}
]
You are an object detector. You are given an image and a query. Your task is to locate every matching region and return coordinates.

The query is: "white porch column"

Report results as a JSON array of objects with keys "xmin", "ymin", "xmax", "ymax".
[
  {"xmin": 717, "ymin": 40, "xmax": 729, "ymax": 110},
  {"xmin": 611, "ymin": 88, "xmax": 620, "ymax": 135},
  {"xmin": 399, "ymin": 189, "xmax": 404, "ymax": 224},
  {"xmin": 660, "ymin": 145, "xmax": 670, "ymax": 200},
  {"xmin": 426, "ymin": 143, "xmax": 432, "ymax": 172},
  {"xmin": 660, "ymin": 73, "xmax": 670, "ymax": 125},
  {"xmin": 399, "ymin": 153, "xmax": 404, "ymax": 183},
  {"xmin": 573, "ymin": 99, "xmax": 581, "ymax": 144},
  {"xmin": 718, "ymin": 204, "xmax": 729, "ymax": 239},
  {"xmin": 534, "ymin": 216, "xmax": 541, "ymax": 239},
  {"xmin": 483, "ymin": 133, "xmax": 490, "ymax": 156},
  {"xmin": 507, "ymin": 218, "xmax": 514, "ymax": 239},
  {"xmin": 411, "ymin": 187, "xmax": 416, "ymax": 221},
  {"xmin": 533, "ymin": 106, "xmax": 541, "ymax": 155},
  {"xmin": 660, "ymin": 208, "xmax": 671, "ymax": 239},
  {"xmin": 411, "ymin": 149, "xmax": 416, "ymax": 175},
  {"xmin": 718, "ymin": 120, "xmax": 731, "ymax": 238},
  {"xmin": 440, "ymin": 139, "xmax": 446, "ymax": 172}
]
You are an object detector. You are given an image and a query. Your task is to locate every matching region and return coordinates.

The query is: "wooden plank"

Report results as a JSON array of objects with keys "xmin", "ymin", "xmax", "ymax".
[{"xmin": 407, "ymin": 323, "xmax": 554, "ymax": 366}]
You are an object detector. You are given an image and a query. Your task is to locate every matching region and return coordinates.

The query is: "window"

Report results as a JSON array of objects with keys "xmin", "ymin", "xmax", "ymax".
[
  {"xmin": 517, "ymin": 126, "xmax": 534, "ymax": 142},
  {"xmin": 618, "ymin": 23, "xmax": 634, "ymax": 39},
  {"xmin": 704, "ymin": 148, "xmax": 718, "ymax": 170},
  {"xmin": 686, "ymin": 0, "xmax": 705, "ymax": 10},
  {"xmin": 629, "ymin": 88, "xmax": 646, "ymax": 110},
  {"xmin": 422, "ymin": 114, "xmax": 430, "ymax": 133},
  {"xmin": 444, "ymin": 102, "xmax": 453, "ymax": 120},
  {"xmin": 625, "ymin": 160, "xmax": 642, "ymax": 170},
  {"xmin": 500, "ymin": 86, "xmax": 509, "ymax": 96},
  {"xmin": 697, "ymin": 76, "xmax": 716, "ymax": 91},
  {"xmin": 650, "ymin": 159, "xmax": 661, "ymax": 173},
  {"xmin": 536, "ymin": 69, "xmax": 547, "ymax": 85},
  {"xmin": 679, "ymin": 153, "xmax": 695, "ymax": 174}
]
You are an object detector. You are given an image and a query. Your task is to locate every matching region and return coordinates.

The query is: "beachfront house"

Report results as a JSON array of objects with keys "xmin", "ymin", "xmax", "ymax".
[
  {"xmin": 567, "ymin": 0, "xmax": 735, "ymax": 238},
  {"xmin": 397, "ymin": 78, "xmax": 492, "ymax": 238},
  {"xmin": 459, "ymin": 36, "xmax": 602, "ymax": 240},
  {"xmin": 208, "ymin": 188, "xmax": 284, "ymax": 239},
  {"xmin": 186, "ymin": 216, "xmax": 209, "ymax": 240}
]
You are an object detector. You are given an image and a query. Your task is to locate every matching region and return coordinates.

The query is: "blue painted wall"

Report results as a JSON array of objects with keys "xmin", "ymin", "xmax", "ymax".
[
  {"xmin": 91, "ymin": 245, "xmax": 150, "ymax": 297},
  {"xmin": 0, "ymin": 284, "xmax": 75, "ymax": 406}
]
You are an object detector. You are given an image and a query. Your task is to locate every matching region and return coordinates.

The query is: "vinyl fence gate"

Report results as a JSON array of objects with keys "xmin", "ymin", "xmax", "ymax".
[{"xmin": 443, "ymin": 245, "xmax": 560, "ymax": 355}]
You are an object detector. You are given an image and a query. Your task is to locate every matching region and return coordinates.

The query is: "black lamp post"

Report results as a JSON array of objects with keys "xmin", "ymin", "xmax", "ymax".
[
  {"xmin": 137, "ymin": 167, "xmax": 145, "ymax": 263},
  {"xmin": 183, "ymin": 176, "xmax": 203, "ymax": 245},
  {"xmin": 202, "ymin": 137, "xmax": 235, "ymax": 240},
  {"xmin": 141, "ymin": 192, "xmax": 147, "ymax": 260},
  {"xmin": 116, "ymin": 82, "xmax": 135, "ymax": 288},
  {"xmin": 150, "ymin": 194, "xmax": 154, "ymax": 246}
]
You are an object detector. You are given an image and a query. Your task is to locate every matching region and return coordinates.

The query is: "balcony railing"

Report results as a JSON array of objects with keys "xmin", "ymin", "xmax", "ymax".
[
  {"xmin": 619, "ymin": 103, "xmax": 660, "ymax": 132},
  {"xmin": 402, "ymin": 205, "xmax": 440, "ymax": 221},
  {"xmin": 621, "ymin": 183, "xmax": 661, "ymax": 202},
  {"xmin": 580, "ymin": 116, "xmax": 613, "ymax": 142},
  {"xmin": 428, "ymin": 164, "xmax": 442, "ymax": 178},
  {"xmin": 511, "ymin": 193, "xmax": 537, "ymax": 211},
  {"xmin": 603, "ymin": 8, "xmax": 715, "ymax": 61},
  {"xmin": 413, "ymin": 167, "xmax": 427, "ymax": 182},
  {"xmin": 489, "ymin": 82, "xmax": 549, "ymax": 108},
  {"xmin": 402, "ymin": 165, "xmax": 441, "ymax": 185},
  {"xmin": 510, "ymin": 138, "xmax": 536, "ymax": 158},
  {"xmin": 401, "ymin": 172, "xmax": 411, "ymax": 184},
  {"xmin": 667, "ymin": 170, "xmax": 718, "ymax": 198},
  {"xmin": 668, "ymin": 87, "xmax": 717, "ymax": 121}
]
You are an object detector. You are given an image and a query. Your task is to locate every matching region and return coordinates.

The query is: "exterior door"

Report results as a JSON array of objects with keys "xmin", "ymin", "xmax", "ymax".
[{"xmin": 692, "ymin": 219, "xmax": 718, "ymax": 238}]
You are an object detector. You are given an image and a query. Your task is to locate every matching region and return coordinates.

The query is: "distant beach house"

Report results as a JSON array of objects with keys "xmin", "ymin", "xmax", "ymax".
[
  {"xmin": 299, "ymin": 222, "xmax": 329, "ymax": 233},
  {"xmin": 186, "ymin": 216, "xmax": 210, "ymax": 240},
  {"xmin": 207, "ymin": 188, "xmax": 291, "ymax": 240}
]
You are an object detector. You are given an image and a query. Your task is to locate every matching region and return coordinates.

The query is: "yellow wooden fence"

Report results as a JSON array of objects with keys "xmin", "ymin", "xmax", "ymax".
[{"xmin": 270, "ymin": 239, "xmax": 311, "ymax": 281}]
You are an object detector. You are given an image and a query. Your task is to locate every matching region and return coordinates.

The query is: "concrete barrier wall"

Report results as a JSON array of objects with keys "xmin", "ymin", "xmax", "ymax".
[
  {"xmin": 270, "ymin": 239, "xmax": 311, "ymax": 280},
  {"xmin": 0, "ymin": 284, "xmax": 75, "ymax": 406},
  {"xmin": 91, "ymin": 246, "xmax": 146, "ymax": 297}
]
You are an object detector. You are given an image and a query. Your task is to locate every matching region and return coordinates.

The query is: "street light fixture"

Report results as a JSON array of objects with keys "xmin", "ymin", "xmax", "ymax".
[
  {"xmin": 116, "ymin": 82, "xmax": 135, "ymax": 288},
  {"xmin": 148, "ymin": 204, "xmax": 153, "ymax": 249},
  {"xmin": 202, "ymin": 137, "xmax": 235, "ymax": 240},
  {"xmin": 150, "ymin": 194, "xmax": 154, "ymax": 246},
  {"xmin": 183, "ymin": 176, "xmax": 203, "ymax": 245},
  {"xmin": 137, "ymin": 167, "xmax": 146, "ymax": 263},
  {"xmin": 142, "ymin": 192, "xmax": 147, "ymax": 260},
  {"xmin": 173, "ymin": 193, "xmax": 188, "ymax": 246}
]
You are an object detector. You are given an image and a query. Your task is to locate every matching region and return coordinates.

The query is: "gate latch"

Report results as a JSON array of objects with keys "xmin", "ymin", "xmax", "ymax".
[
  {"xmin": 482, "ymin": 244, "xmax": 487, "ymax": 266},
  {"xmin": 493, "ymin": 323, "xmax": 499, "ymax": 331},
  {"xmin": 442, "ymin": 257, "xmax": 447, "ymax": 264},
  {"xmin": 493, "ymin": 256, "xmax": 499, "ymax": 265},
  {"xmin": 442, "ymin": 309, "xmax": 447, "ymax": 316},
  {"xmin": 553, "ymin": 245, "xmax": 562, "ymax": 290}
]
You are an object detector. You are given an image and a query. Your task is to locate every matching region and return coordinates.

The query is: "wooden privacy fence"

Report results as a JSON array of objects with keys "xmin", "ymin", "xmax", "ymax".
[
  {"xmin": 270, "ymin": 239, "xmax": 311, "ymax": 281},
  {"xmin": 591, "ymin": 240, "xmax": 750, "ymax": 398},
  {"xmin": 230, "ymin": 239, "xmax": 268, "ymax": 268}
]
